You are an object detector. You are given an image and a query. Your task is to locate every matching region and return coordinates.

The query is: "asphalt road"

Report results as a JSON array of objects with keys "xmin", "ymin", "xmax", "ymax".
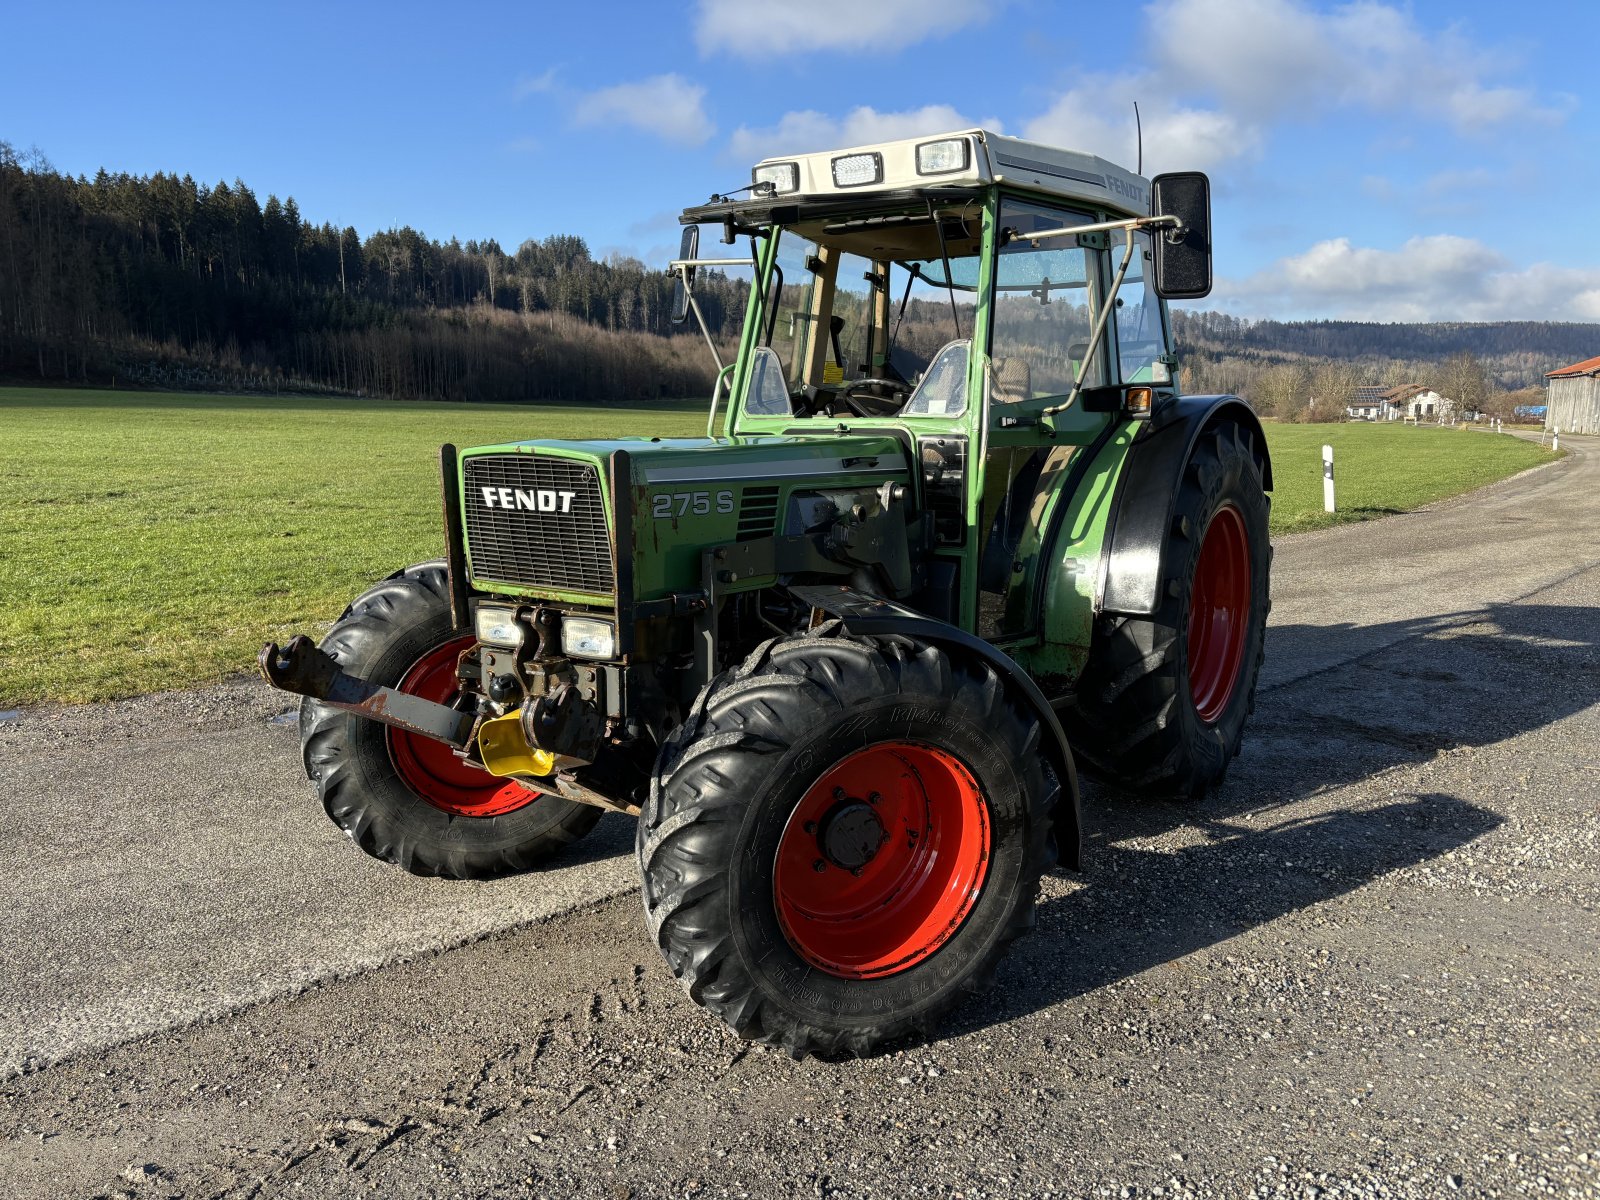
[{"xmin": 1, "ymin": 433, "xmax": 1596, "ymax": 1199}]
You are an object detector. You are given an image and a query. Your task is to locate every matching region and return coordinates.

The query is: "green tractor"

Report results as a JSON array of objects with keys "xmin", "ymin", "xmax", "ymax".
[{"xmin": 260, "ymin": 129, "xmax": 1271, "ymax": 1058}]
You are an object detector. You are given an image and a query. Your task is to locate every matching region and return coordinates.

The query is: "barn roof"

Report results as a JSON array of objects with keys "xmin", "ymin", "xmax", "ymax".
[{"xmin": 1546, "ymin": 355, "xmax": 1600, "ymax": 378}]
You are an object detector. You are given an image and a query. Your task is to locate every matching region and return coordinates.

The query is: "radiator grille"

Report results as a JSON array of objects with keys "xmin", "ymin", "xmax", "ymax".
[{"xmin": 462, "ymin": 455, "xmax": 614, "ymax": 594}]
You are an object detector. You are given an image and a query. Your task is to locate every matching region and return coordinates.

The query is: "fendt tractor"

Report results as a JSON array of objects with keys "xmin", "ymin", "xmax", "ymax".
[{"xmin": 260, "ymin": 129, "xmax": 1272, "ymax": 1058}]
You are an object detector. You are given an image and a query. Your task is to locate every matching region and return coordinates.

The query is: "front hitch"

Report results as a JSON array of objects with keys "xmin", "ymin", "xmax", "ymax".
[{"xmin": 258, "ymin": 635, "xmax": 475, "ymax": 747}]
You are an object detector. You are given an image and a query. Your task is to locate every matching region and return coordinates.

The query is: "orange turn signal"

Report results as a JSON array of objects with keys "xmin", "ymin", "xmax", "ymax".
[{"xmin": 1126, "ymin": 387, "xmax": 1154, "ymax": 417}]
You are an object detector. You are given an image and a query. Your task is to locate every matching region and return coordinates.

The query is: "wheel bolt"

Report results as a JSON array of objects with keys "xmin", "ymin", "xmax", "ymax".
[
  {"xmin": 867, "ymin": 792, "xmax": 881, "ymax": 805},
  {"xmin": 851, "ymin": 867, "xmax": 864, "ymax": 877},
  {"xmin": 833, "ymin": 787, "xmax": 847, "ymax": 801},
  {"xmin": 803, "ymin": 821, "xmax": 817, "ymax": 834},
  {"xmin": 813, "ymin": 859, "xmax": 827, "ymax": 872}
]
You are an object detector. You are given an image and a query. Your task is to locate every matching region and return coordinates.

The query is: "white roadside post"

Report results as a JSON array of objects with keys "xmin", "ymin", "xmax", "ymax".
[
  {"xmin": 1323, "ymin": 443, "xmax": 1336, "ymax": 513},
  {"xmin": 1553, "ymin": 426, "xmax": 1560, "ymax": 452}
]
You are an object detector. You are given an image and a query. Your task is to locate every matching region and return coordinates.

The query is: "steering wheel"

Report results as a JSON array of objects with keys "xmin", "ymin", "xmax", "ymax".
[{"xmin": 834, "ymin": 377, "xmax": 911, "ymax": 418}]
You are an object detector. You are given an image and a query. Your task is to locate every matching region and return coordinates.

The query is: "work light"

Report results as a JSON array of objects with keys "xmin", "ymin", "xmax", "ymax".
[
  {"xmin": 831, "ymin": 152, "xmax": 883, "ymax": 188},
  {"xmin": 753, "ymin": 162, "xmax": 798, "ymax": 195},
  {"xmin": 916, "ymin": 138, "xmax": 970, "ymax": 175},
  {"xmin": 474, "ymin": 605, "xmax": 525, "ymax": 649},
  {"xmin": 560, "ymin": 616, "xmax": 616, "ymax": 660}
]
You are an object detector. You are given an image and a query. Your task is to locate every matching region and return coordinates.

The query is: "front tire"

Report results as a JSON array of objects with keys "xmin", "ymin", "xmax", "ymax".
[
  {"xmin": 638, "ymin": 628, "xmax": 1058, "ymax": 1059},
  {"xmin": 1063, "ymin": 420, "xmax": 1271, "ymax": 797},
  {"xmin": 300, "ymin": 562, "xmax": 601, "ymax": 879}
]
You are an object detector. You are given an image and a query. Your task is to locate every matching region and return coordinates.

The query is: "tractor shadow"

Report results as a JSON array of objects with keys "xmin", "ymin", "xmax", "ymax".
[{"xmin": 947, "ymin": 596, "xmax": 1597, "ymax": 1040}]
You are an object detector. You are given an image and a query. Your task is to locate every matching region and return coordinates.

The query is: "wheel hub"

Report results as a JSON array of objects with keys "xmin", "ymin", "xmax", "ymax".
[
  {"xmin": 773, "ymin": 742, "xmax": 992, "ymax": 980},
  {"xmin": 816, "ymin": 797, "xmax": 887, "ymax": 871}
]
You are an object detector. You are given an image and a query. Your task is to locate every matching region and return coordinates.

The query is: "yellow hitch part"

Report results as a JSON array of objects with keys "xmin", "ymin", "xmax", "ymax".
[{"xmin": 475, "ymin": 709, "xmax": 556, "ymax": 779}]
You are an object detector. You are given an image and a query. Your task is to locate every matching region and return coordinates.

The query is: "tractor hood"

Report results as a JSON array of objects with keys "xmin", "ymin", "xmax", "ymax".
[{"xmin": 456, "ymin": 434, "xmax": 914, "ymax": 606}]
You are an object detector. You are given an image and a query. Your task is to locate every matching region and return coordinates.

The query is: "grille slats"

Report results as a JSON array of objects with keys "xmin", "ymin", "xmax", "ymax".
[
  {"xmin": 463, "ymin": 455, "xmax": 614, "ymax": 594},
  {"xmin": 736, "ymin": 485, "xmax": 781, "ymax": 542}
]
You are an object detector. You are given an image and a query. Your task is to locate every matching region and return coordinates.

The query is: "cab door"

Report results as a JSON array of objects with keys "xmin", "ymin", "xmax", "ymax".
[{"xmin": 974, "ymin": 195, "xmax": 1115, "ymax": 641}]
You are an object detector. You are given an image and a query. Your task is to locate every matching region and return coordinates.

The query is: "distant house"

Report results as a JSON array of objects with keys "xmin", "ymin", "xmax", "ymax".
[
  {"xmin": 1544, "ymin": 355, "xmax": 1600, "ymax": 434},
  {"xmin": 1346, "ymin": 383, "xmax": 1447, "ymax": 420},
  {"xmin": 1386, "ymin": 384, "xmax": 1452, "ymax": 420},
  {"xmin": 1347, "ymin": 385, "xmax": 1398, "ymax": 421}
]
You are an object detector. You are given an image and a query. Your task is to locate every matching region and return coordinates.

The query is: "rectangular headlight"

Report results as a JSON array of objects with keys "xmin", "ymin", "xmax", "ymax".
[
  {"xmin": 753, "ymin": 162, "xmax": 798, "ymax": 195},
  {"xmin": 474, "ymin": 605, "xmax": 525, "ymax": 649},
  {"xmin": 831, "ymin": 152, "xmax": 883, "ymax": 188},
  {"xmin": 916, "ymin": 137, "xmax": 970, "ymax": 175},
  {"xmin": 560, "ymin": 616, "xmax": 616, "ymax": 660}
]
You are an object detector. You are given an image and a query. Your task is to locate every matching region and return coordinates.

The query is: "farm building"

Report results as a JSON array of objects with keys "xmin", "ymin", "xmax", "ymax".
[
  {"xmin": 1544, "ymin": 356, "xmax": 1600, "ymax": 434},
  {"xmin": 1347, "ymin": 385, "xmax": 1396, "ymax": 420},
  {"xmin": 1390, "ymin": 384, "xmax": 1452, "ymax": 420},
  {"xmin": 1347, "ymin": 383, "xmax": 1451, "ymax": 421}
]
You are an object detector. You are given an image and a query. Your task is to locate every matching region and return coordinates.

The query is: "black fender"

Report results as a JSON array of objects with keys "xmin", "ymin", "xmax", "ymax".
[
  {"xmin": 1099, "ymin": 395, "xmax": 1272, "ymax": 616},
  {"xmin": 785, "ymin": 583, "xmax": 1082, "ymax": 871}
]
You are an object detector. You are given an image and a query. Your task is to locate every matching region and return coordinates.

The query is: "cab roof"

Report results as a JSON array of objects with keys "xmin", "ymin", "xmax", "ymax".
[{"xmin": 752, "ymin": 128, "xmax": 1152, "ymax": 218}]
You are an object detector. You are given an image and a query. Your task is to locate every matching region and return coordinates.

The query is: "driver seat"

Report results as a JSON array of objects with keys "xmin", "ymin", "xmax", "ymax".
[{"xmin": 992, "ymin": 357, "xmax": 1031, "ymax": 404}]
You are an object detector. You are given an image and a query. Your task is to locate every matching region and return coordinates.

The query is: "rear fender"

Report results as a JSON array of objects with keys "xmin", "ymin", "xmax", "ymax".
[
  {"xmin": 786, "ymin": 583, "xmax": 1082, "ymax": 871},
  {"xmin": 1099, "ymin": 395, "xmax": 1271, "ymax": 616}
]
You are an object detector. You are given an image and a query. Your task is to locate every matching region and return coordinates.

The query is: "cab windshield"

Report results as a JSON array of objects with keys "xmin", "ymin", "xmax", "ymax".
[
  {"xmin": 751, "ymin": 201, "xmax": 982, "ymax": 419},
  {"xmin": 742, "ymin": 194, "xmax": 1131, "ymax": 421}
]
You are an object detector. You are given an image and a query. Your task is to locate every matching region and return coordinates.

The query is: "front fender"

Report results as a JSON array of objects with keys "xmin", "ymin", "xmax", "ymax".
[
  {"xmin": 1099, "ymin": 395, "xmax": 1271, "ymax": 616},
  {"xmin": 785, "ymin": 583, "xmax": 1082, "ymax": 871}
]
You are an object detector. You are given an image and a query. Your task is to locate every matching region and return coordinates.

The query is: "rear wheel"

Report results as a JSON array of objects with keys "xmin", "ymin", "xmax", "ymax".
[
  {"xmin": 638, "ymin": 628, "xmax": 1058, "ymax": 1059},
  {"xmin": 299, "ymin": 562, "xmax": 601, "ymax": 878},
  {"xmin": 1063, "ymin": 421, "xmax": 1271, "ymax": 797}
]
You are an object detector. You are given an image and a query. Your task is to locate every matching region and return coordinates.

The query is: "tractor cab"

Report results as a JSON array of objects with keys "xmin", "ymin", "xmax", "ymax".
[{"xmin": 672, "ymin": 128, "xmax": 1214, "ymax": 637}]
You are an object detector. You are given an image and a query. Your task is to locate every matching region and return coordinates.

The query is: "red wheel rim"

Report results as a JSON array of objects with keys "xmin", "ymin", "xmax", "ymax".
[
  {"xmin": 773, "ymin": 742, "xmax": 991, "ymax": 980},
  {"xmin": 386, "ymin": 636, "xmax": 538, "ymax": 817},
  {"xmin": 1187, "ymin": 504, "xmax": 1252, "ymax": 724}
]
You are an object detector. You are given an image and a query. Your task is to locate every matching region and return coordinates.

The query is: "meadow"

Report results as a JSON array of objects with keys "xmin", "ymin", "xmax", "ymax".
[{"xmin": 0, "ymin": 389, "xmax": 1556, "ymax": 705}]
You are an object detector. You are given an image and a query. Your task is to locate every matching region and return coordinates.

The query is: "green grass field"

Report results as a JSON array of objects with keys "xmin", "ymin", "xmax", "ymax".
[
  {"xmin": 0, "ymin": 389, "xmax": 1557, "ymax": 705},
  {"xmin": 1261, "ymin": 420, "xmax": 1553, "ymax": 534}
]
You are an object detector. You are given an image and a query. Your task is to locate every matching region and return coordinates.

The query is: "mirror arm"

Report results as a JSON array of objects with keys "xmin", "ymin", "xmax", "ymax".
[
  {"xmin": 1042, "ymin": 227, "xmax": 1140, "ymax": 417},
  {"xmin": 673, "ymin": 265, "xmax": 731, "ymax": 437},
  {"xmin": 1012, "ymin": 212, "xmax": 1179, "ymax": 248}
]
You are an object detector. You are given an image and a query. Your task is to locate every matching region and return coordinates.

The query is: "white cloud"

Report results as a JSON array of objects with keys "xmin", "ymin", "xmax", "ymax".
[
  {"xmin": 1022, "ymin": 75, "xmax": 1260, "ymax": 173},
  {"xmin": 728, "ymin": 104, "xmax": 1000, "ymax": 164},
  {"xmin": 696, "ymin": 0, "xmax": 994, "ymax": 57},
  {"xmin": 512, "ymin": 68, "xmax": 559, "ymax": 100},
  {"xmin": 1215, "ymin": 235, "xmax": 1600, "ymax": 321},
  {"xmin": 1018, "ymin": 0, "xmax": 1571, "ymax": 179},
  {"xmin": 1145, "ymin": 0, "xmax": 1570, "ymax": 132},
  {"xmin": 573, "ymin": 74, "xmax": 713, "ymax": 146}
]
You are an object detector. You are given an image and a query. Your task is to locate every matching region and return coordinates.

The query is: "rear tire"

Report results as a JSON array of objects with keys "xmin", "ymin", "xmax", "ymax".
[
  {"xmin": 1063, "ymin": 420, "xmax": 1271, "ymax": 798},
  {"xmin": 638, "ymin": 627, "xmax": 1058, "ymax": 1059},
  {"xmin": 299, "ymin": 562, "xmax": 601, "ymax": 879}
]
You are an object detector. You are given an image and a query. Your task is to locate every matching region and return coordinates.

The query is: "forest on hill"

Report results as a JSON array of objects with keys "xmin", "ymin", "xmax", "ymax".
[
  {"xmin": 0, "ymin": 143, "xmax": 748, "ymax": 403},
  {"xmin": 1, "ymin": 141, "xmax": 1593, "ymax": 407}
]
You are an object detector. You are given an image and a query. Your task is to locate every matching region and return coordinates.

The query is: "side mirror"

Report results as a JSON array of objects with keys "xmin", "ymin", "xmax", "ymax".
[
  {"xmin": 670, "ymin": 225, "xmax": 699, "ymax": 325},
  {"xmin": 1150, "ymin": 172, "xmax": 1212, "ymax": 300}
]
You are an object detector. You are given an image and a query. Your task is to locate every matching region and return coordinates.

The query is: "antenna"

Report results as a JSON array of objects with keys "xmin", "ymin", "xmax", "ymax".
[{"xmin": 1134, "ymin": 101, "xmax": 1143, "ymax": 176}]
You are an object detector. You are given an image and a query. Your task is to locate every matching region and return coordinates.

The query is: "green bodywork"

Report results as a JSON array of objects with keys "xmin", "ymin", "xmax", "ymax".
[{"xmin": 455, "ymin": 179, "xmax": 1168, "ymax": 705}]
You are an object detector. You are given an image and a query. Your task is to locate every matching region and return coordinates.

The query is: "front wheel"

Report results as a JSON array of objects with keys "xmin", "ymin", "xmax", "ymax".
[
  {"xmin": 299, "ymin": 562, "xmax": 602, "ymax": 878},
  {"xmin": 1063, "ymin": 420, "xmax": 1271, "ymax": 798},
  {"xmin": 638, "ymin": 629, "xmax": 1059, "ymax": 1059}
]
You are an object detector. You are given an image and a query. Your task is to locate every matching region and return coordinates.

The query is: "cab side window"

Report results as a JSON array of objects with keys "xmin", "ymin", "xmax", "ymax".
[
  {"xmin": 990, "ymin": 200, "xmax": 1104, "ymax": 401},
  {"xmin": 1112, "ymin": 232, "xmax": 1168, "ymax": 384}
]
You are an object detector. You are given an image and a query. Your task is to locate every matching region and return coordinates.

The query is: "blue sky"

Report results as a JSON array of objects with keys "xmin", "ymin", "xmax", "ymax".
[{"xmin": 6, "ymin": 0, "xmax": 1596, "ymax": 322}]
